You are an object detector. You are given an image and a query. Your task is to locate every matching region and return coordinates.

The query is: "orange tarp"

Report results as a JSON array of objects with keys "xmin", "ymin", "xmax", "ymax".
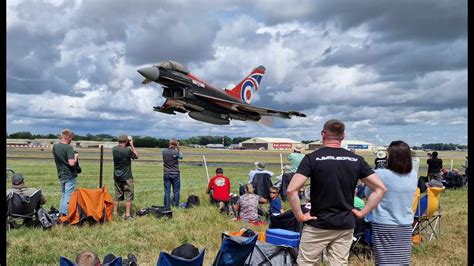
[{"xmin": 60, "ymin": 186, "xmax": 114, "ymax": 225}]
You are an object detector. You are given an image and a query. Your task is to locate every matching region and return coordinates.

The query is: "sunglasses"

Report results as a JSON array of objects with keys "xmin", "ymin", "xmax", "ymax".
[{"xmin": 270, "ymin": 192, "xmax": 278, "ymax": 194}]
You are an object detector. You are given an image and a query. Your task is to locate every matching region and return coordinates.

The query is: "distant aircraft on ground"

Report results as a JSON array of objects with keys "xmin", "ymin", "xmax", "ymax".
[{"xmin": 137, "ymin": 61, "xmax": 306, "ymax": 125}]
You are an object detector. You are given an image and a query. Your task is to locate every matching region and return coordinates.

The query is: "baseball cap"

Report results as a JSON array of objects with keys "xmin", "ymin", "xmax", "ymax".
[{"xmin": 12, "ymin": 173, "xmax": 24, "ymax": 185}]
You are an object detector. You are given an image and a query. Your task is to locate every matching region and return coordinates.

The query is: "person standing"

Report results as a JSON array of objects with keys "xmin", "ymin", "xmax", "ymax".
[
  {"xmin": 364, "ymin": 140, "xmax": 418, "ymax": 265},
  {"xmin": 162, "ymin": 138, "xmax": 183, "ymax": 208},
  {"xmin": 287, "ymin": 119, "xmax": 387, "ymax": 265},
  {"xmin": 427, "ymin": 151, "xmax": 443, "ymax": 181},
  {"xmin": 288, "ymin": 144, "xmax": 305, "ymax": 173},
  {"xmin": 52, "ymin": 129, "xmax": 79, "ymax": 216},
  {"xmin": 112, "ymin": 135, "xmax": 139, "ymax": 220}
]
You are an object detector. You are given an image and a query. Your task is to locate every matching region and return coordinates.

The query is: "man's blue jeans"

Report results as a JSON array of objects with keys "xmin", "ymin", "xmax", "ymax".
[
  {"xmin": 59, "ymin": 178, "xmax": 77, "ymax": 215},
  {"xmin": 163, "ymin": 174, "xmax": 180, "ymax": 208}
]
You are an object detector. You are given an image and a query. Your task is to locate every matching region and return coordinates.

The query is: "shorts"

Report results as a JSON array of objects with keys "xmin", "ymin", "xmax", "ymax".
[{"xmin": 114, "ymin": 178, "xmax": 134, "ymax": 201}]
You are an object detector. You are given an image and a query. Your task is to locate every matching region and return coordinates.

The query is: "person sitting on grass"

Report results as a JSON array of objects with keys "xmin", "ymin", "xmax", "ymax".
[
  {"xmin": 233, "ymin": 184, "xmax": 267, "ymax": 223},
  {"xmin": 206, "ymin": 168, "xmax": 231, "ymax": 213},
  {"xmin": 269, "ymin": 186, "xmax": 284, "ymax": 216},
  {"xmin": 76, "ymin": 251, "xmax": 100, "ymax": 266}
]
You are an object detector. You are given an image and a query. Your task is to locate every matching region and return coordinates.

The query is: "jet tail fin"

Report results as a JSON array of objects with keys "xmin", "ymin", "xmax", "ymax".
[{"xmin": 225, "ymin": 66, "xmax": 265, "ymax": 104}]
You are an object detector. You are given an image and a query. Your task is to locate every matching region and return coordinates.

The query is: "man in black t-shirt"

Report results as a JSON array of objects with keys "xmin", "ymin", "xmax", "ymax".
[
  {"xmin": 112, "ymin": 135, "xmax": 139, "ymax": 220},
  {"xmin": 287, "ymin": 119, "xmax": 387, "ymax": 265},
  {"xmin": 427, "ymin": 151, "xmax": 443, "ymax": 181}
]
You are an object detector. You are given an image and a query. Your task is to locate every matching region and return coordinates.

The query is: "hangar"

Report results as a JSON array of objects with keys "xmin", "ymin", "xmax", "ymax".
[
  {"xmin": 308, "ymin": 139, "xmax": 376, "ymax": 151},
  {"xmin": 240, "ymin": 137, "xmax": 302, "ymax": 150}
]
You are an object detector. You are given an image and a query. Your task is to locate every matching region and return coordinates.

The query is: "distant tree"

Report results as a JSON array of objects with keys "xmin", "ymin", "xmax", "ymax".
[
  {"xmin": 232, "ymin": 137, "xmax": 251, "ymax": 144},
  {"xmin": 302, "ymin": 140, "xmax": 318, "ymax": 144},
  {"xmin": 9, "ymin": 131, "xmax": 34, "ymax": 139}
]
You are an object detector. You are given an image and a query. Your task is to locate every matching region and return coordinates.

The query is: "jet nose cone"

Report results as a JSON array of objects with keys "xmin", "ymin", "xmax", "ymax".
[{"xmin": 137, "ymin": 67, "xmax": 160, "ymax": 81}]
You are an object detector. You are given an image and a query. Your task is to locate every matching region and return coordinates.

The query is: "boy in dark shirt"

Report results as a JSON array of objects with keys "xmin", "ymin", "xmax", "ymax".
[{"xmin": 269, "ymin": 186, "xmax": 283, "ymax": 216}]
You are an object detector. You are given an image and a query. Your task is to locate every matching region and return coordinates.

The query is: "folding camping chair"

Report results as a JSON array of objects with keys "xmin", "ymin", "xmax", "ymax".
[
  {"xmin": 212, "ymin": 232, "xmax": 258, "ymax": 266},
  {"xmin": 6, "ymin": 189, "xmax": 44, "ymax": 230},
  {"xmin": 247, "ymin": 241, "xmax": 298, "ymax": 265},
  {"xmin": 412, "ymin": 187, "xmax": 445, "ymax": 242},
  {"xmin": 157, "ymin": 249, "xmax": 205, "ymax": 266},
  {"xmin": 350, "ymin": 213, "xmax": 373, "ymax": 261}
]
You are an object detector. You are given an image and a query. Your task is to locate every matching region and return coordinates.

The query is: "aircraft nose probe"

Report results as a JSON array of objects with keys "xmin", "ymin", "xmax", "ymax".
[{"xmin": 137, "ymin": 66, "xmax": 160, "ymax": 81}]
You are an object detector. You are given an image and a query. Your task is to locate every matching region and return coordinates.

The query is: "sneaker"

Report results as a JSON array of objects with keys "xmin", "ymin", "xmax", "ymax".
[
  {"xmin": 124, "ymin": 215, "xmax": 133, "ymax": 221},
  {"xmin": 218, "ymin": 202, "xmax": 225, "ymax": 213},
  {"xmin": 127, "ymin": 253, "xmax": 138, "ymax": 266}
]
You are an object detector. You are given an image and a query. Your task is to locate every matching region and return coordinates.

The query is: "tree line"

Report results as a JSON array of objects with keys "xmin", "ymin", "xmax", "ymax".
[
  {"xmin": 7, "ymin": 131, "xmax": 251, "ymax": 148},
  {"xmin": 413, "ymin": 143, "xmax": 468, "ymax": 151},
  {"xmin": 7, "ymin": 131, "xmax": 467, "ymax": 150}
]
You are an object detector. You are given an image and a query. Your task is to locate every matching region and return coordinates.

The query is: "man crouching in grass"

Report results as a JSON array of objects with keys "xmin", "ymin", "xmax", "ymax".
[
  {"xmin": 112, "ymin": 134, "xmax": 139, "ymax": 220},
  {"xmin": 206, "ymin": 168, "xmax": 231, "ymax": 213}
]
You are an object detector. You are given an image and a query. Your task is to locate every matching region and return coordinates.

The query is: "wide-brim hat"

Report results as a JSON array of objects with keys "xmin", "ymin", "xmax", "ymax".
[
  {"xmin": 376, "ymin": 150, "xmax": 387, "ymax": 159},
  {"xmin": 294, "ymin": 144, "xmax": 303, "ymax": 152},
  {"xmin": 256, "ymin": 162, "xmax": 265, "ymax": 170},
  {"xmin": 282, "ymin": 165, "xmax": 291, "ymax": 172}
]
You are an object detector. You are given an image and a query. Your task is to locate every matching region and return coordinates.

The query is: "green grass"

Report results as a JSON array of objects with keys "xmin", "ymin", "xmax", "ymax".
[{"xmin": 6, "ymin": 148, "xmax": 468, "ymax": 265}]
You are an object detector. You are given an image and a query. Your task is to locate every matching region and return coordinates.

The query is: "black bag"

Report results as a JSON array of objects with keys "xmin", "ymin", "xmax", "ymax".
[
  {"xmin": 37, "ymin": 207, "xmax": 53, "ymax": 229},
  {"xmin": 186, "ymin": 195, "xmax": 200, "ymax": 208},
  {"xmin": 76, "ymin": 161, "xmax": 82, "ymax": 174},
  {"xmin": 171, "ymin": 243, "xmax": 199, "ymax": 259},
  {"xmin": 150, "ymin": 206, "xmax": 173, "ymax": 218}
]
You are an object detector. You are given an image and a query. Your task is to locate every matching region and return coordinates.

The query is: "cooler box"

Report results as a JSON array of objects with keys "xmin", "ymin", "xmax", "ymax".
[{"xmin": 265, "ymin": 228, "xmax": 300, "ymax": 248}]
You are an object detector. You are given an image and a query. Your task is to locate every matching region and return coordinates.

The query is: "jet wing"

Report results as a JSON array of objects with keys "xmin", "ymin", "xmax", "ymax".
[{"xmin": 193, "ymin": 92, "xmax": 306, "ymax": 119}]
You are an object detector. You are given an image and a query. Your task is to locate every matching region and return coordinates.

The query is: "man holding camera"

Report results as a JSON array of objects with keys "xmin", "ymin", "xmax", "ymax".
[
  {"xmin": 162, "ymin": 138, "xmax": 183, "ymax": 208},
  {"xmin": 112, "ymin": 134, "xmax": 139, "ymax": 220},
  {"xmin": 52, "ymin": 128, "xmax": 79, "ymax": 216}
]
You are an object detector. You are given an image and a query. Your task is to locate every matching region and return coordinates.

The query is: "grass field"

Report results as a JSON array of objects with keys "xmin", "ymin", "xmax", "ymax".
[{"xmin": 6, "ymin": 147, "xmax": 468, "ymax": 265}]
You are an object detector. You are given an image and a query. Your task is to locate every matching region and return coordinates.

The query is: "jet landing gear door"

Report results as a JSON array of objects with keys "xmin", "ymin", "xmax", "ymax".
[{"xmin": 162, "ymin": 87, "xmax": 186, "ymax": 100}]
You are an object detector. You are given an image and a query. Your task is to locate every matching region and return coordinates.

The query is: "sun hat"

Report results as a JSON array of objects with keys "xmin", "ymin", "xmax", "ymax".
[
  {"xmin": 256, "ymin": 162, "xmax": 266, "ymax": 170},
  {"xmin": 294, "ymin": 144, "xmax": 304, "ymax": 152},
  {"xmin": 376, "ymin": 150, "xmax": 387, "ymax": 159}
]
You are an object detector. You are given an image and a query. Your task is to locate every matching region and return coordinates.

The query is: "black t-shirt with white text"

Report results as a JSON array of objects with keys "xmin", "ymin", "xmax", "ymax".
[{"xmin": 296, "ymin": 147, "xmax": 374, "ymax": 230}]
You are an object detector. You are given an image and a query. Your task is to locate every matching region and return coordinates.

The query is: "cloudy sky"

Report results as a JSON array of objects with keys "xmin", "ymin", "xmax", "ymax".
[{"xmin": 7, "ymin": 0, "xmax": 467, "ymax": 146}]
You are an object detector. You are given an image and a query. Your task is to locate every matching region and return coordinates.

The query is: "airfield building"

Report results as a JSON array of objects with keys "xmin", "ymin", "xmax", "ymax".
[
  {"xmin": 240, "ymin": 137, "xmax": 302, "ymax": 150},
  {"xmin": 308, "ymin": 139, "xmax": 376, "ymax": 151}
]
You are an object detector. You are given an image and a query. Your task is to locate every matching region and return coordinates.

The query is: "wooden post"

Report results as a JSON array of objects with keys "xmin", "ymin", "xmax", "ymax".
[
  {"xmin": 99, "ymin": 145, "xmax": 104, "ymax": 188},
  {"xmin": 280, "ymin": 153, "xmax": 284, "ymax": 175},
  {"xmin": 451, "ymin": 159, "xmax": 453, "ymax": 171},
  {"xmin": 203, "ymin": 155, "xmax": 210, "ymax": 182}
]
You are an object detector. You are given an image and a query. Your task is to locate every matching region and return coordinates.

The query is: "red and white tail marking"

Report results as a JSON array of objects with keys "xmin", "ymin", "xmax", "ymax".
[{"xmin": 225, "ymin": 66, "xmax": 265, "ymax": 104}]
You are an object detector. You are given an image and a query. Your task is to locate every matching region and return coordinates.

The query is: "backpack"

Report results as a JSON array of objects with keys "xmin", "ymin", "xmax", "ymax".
[
  {"xmin": 186, "ymin": 195, "xmax": 200, "ymax": 208},
  {"xmin": 37, "ymin": 207, "xmax": 53, "ymax": 229}
]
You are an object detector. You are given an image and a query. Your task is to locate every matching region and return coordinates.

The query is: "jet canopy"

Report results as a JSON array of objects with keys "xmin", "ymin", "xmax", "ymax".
[{"xmin": 155, "ymin": 60, "xmax": 190, "ymax": 75}]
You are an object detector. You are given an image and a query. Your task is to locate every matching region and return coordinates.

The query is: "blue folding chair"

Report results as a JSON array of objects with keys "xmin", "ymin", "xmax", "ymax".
[
  {"xmin": 212, "ymin": 233, "xmax": 258, "ymax": 266},
  {"xmin": 157, "ymin": 249, "xmax": 205, "ymax": 266},
  {"xmin": 59, "ymin": 257, "xmax": 76, "ymax": 266}
]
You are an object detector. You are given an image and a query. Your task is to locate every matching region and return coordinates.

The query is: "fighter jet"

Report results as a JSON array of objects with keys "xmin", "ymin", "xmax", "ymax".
[{"xmin": 137, "ymin": 60, "xmax": 306, "ymax": 125}]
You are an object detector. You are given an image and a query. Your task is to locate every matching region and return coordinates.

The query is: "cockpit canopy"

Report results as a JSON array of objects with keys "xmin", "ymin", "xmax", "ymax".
[{"xmin": 155, "ymin": 61, "xmax": 190, "ymax": 75}]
